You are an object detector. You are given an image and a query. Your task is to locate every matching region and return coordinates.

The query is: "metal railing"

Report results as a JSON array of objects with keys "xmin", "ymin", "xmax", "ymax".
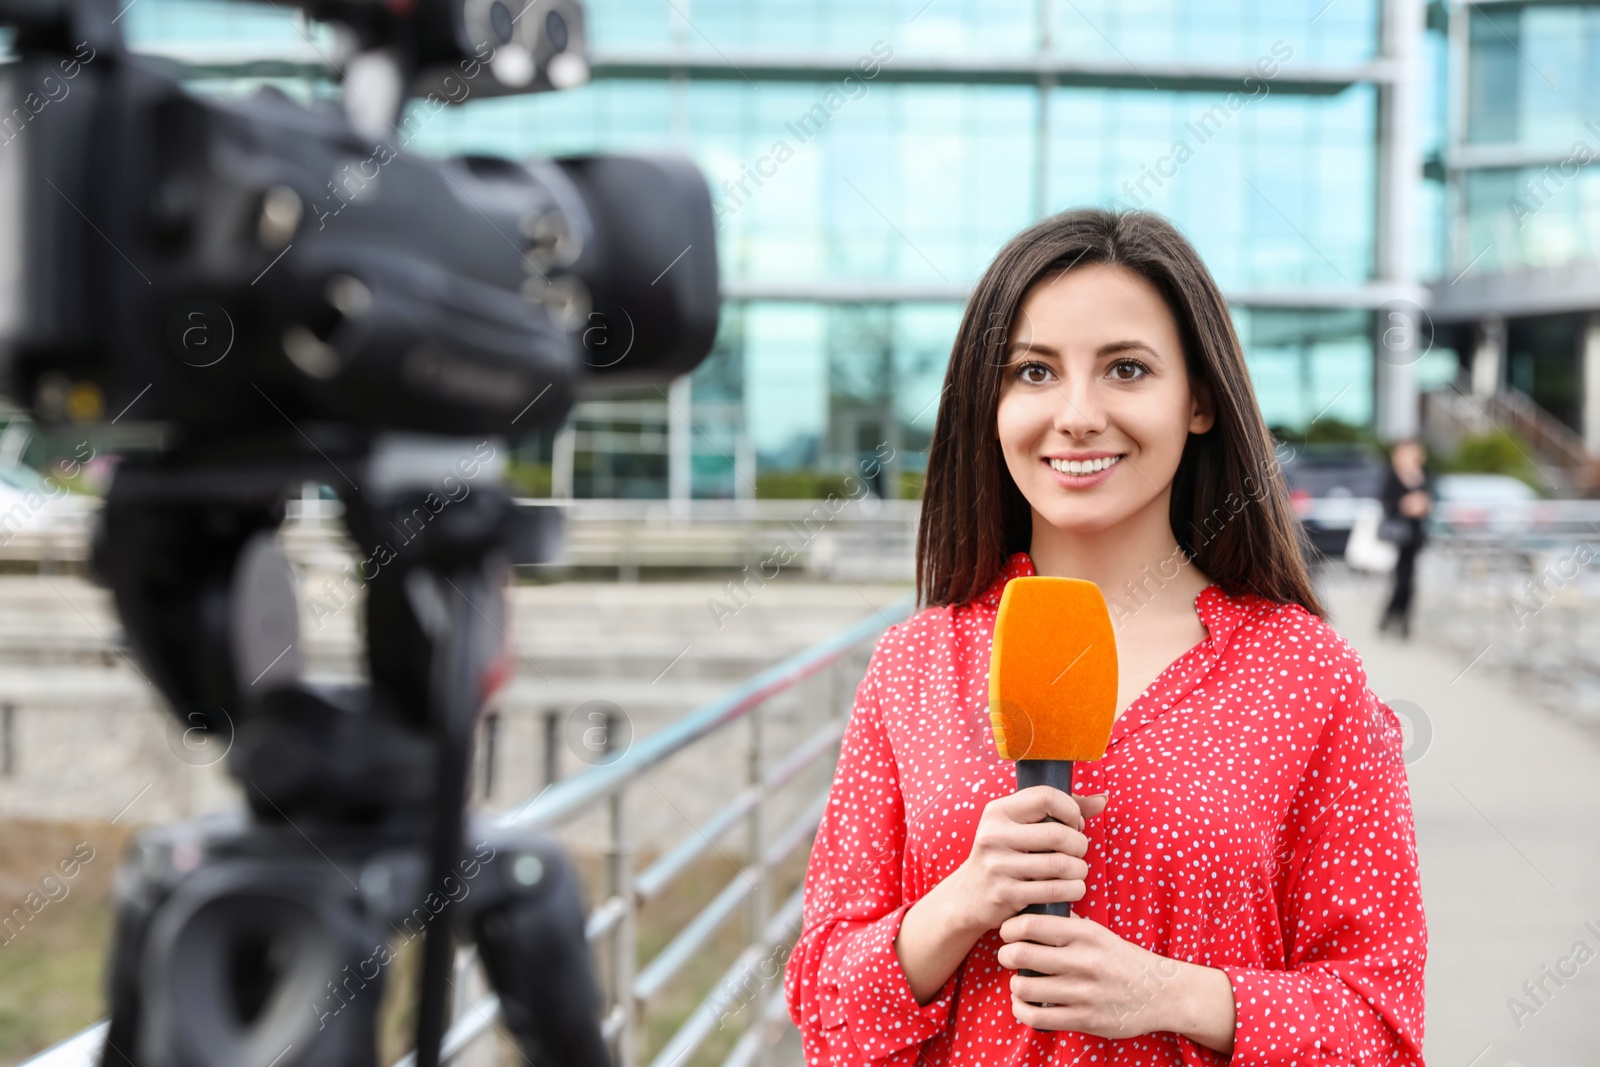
[
  {"xmin": 21, "ymin": 594, "xmax": 917, "ymax": 1067},
  {"xmin": 446, "ymin": 594, "xmax": 914, "ymax": 1067},
  {"xmin": 1413, "ymin": 537, "xmax": 1600, "ymax": 725}
]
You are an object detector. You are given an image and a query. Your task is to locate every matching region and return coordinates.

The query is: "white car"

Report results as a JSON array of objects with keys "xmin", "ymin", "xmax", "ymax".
[{"xmin": 1432, "ymin": 473, "xmax": 1540, "ymax": 535}]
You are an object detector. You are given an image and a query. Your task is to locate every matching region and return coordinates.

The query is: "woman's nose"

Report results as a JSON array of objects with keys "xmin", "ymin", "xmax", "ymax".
[{"xmin": 1049, "ymin": 375, "xmax": 1108, "ymax": 438}]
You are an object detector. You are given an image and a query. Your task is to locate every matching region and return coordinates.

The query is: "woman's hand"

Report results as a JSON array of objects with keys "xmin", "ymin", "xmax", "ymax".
[
  {"xmin": 1400, "ymin": 489, "xmax": 1429, "ymax": 519},
  {"xmin": 997, "ymin": 914, "xmax": 1236, "ymax": 1054},
  {"xmin": 946, "ymin": 786, "xmax": 1107, "ymax": 932},
  {"xmin": 893, "ymin": 786, "xmax": 1105, "ymax": 1006}
]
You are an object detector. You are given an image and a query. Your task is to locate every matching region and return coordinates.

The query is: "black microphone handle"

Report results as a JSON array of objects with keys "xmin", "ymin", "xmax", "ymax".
[
  {"xmin": 1016, "ymin": 758, "xmax": 1075, "ymax": 994},
  {"xmin": 1016, "ymin": 757, "xmax": 1075, "ymax": 919}
]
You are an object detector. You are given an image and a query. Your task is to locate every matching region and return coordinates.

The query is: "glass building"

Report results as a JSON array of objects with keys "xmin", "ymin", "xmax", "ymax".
[
  {"xmin": 84, "ymin": 0, "xmax": 1522, "ymax": 497},
  {"xmin": 1432, "ymin": 0, "xmax": 1600, "ymax": 463}
]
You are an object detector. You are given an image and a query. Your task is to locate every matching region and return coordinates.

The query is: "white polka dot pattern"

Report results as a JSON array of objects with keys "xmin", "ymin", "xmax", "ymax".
[{"xmin": 783, "ymin": 551, "xmax": 1427, "ymax": 1065}]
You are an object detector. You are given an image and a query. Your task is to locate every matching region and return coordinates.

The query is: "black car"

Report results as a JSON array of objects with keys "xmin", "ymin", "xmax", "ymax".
[{"xmin": 1278, "ymin": 445, "xmax": 1388, "ymax": 560}]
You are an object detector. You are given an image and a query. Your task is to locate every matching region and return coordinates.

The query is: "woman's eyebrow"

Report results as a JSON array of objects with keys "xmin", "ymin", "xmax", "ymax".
[
  {"xmin": 1099, "ymin": 339, "xmax": 1164, "ymax": 362},
  {"xmin": 1008, "ymin": 339, "xmax": 1164, "ymax": 362}
]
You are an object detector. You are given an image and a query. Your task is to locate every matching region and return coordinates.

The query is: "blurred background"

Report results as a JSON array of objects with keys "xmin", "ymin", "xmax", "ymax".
[{"xmin": 1, "ymin": 1, "xmax": 1598, "ymax": 1066}]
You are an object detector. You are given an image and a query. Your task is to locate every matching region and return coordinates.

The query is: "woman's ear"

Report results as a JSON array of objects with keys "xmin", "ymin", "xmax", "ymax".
[{"xmin": 1188, "ymin": 377, "xmax": 1216, "ymax": 435}]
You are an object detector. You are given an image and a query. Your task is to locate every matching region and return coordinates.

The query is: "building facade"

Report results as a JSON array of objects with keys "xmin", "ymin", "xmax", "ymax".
[
  {"xmin": 1430, "ymin": 0, "xmax": 1600, "ymax": 480},
  {"xmin": 116, "ymin": 0, "xmax": 1600, "ymax": 497}
]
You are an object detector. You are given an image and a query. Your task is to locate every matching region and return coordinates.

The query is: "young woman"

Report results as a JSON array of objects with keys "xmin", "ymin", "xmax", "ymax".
[{"xmin": 783, "ymin": 210, "xmax": 1426, "ymax": 1065}]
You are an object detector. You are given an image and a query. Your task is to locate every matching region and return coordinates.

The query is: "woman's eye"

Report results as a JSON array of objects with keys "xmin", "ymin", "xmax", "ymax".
[
  {"xmin": 1110, "ymin": 359, "xmax": 1150, "ymax": 382},
  {"xmin": 1014, "ymin": 360, "xmax": 1053, "ymax": 384}
]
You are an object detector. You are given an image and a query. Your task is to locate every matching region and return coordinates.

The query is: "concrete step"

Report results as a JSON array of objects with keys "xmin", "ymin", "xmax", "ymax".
[
  {"xmin": 0, "ymin": 575, "xmax": 910, "ymax": 684},
  {"xmin": 0, "ymin": 573, "xmax": 896, "ymax": 840}
]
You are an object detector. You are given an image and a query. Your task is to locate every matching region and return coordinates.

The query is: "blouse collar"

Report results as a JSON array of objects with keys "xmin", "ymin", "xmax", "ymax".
[
  {"xmin": 977, "ymin": 550, "xmax": 1260, "ymax": 659},
  {"xmin": 979, "ymin": 550, "xmax": 1276, "ymax": 752}
]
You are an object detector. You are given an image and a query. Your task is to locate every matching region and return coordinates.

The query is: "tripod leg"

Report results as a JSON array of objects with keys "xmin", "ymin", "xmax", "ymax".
[{"xmin": 464, "ymin": 827, "xmax": 610, "ymax": 1067}]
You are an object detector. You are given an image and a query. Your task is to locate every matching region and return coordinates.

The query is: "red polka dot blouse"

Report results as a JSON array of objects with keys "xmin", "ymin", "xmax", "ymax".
[{"xmin": 784, "ymin": 551, "xmax": 1427, "ymax": 1065}]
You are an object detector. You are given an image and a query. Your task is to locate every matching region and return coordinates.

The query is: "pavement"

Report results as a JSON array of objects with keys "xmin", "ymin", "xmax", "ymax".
[{"xmin": 1317, "ymin": 566, "xmax": 1600, "ymax": 1067}]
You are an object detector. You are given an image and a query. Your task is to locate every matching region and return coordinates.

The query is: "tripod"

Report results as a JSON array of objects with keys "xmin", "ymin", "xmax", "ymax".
[{"xmin": 93, "ymin": 436, "xmax": 609, "ymax": 1067}]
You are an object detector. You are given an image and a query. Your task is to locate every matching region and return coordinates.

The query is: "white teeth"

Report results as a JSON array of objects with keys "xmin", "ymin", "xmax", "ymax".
[{"xmin": 1049, "ymin": 455, "xmax": 1121, "ymax": 475}]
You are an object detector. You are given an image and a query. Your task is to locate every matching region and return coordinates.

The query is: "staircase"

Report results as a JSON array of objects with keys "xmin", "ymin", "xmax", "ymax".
[
  {"xmin": 1421, "ymin": 385, "xmax": 1600, "ymax": 494},
  {"xmin": 0, "ymin": 569, "xmax": 910, "ymax": 847}
]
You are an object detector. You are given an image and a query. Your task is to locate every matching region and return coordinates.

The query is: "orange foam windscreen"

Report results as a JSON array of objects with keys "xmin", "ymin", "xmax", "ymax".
[{"xmin": 988, "ymin": 576, "xmax": 1118, "ymax": 762}]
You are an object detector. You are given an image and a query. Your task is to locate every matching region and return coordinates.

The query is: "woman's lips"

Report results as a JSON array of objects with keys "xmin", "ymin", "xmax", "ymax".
[{"xmin": 1041, "ymin": 454, "xmax": 1123, "ymax": 490}]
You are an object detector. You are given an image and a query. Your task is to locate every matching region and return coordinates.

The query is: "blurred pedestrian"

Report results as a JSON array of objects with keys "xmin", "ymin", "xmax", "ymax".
[{"xmin": 1378, "ymin": 438, "xmax": 1433, "ymax": 639}]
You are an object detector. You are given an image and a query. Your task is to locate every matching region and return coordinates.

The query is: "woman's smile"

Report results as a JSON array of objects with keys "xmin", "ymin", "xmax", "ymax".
[{"xmin": 1043, "ymin": 453, "xmax": 1125, "ymax": 489}]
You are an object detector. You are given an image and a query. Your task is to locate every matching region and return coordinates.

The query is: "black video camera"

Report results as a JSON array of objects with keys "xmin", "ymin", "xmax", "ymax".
[
  {"xmin": 0, "ymin": 0, "xmax": 717, "ymax": 441},
  {"xmin": 0, "ymin": 1, "xmax": 720, "ymax": 1064}
]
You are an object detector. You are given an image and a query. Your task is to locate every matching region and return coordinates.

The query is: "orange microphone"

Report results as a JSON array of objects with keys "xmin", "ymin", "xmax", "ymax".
[{"xmin": 988, "ymin": 576, "xmax": 1117, "ymax": 922}]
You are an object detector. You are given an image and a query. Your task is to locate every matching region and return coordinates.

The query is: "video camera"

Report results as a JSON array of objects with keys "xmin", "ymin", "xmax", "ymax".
[{"xmin": 0, "ymin": 0, "xmax": 720, "ymax": 1063}]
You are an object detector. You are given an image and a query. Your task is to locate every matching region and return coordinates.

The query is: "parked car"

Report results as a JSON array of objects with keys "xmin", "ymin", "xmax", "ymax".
[
  {"xmin": 1278, "ymin": 445, "xmax": 1388, "ymax": 559},
  {"xmin": 1432, "ymin": 473, "xmax": 1540, "ymax": 535}
]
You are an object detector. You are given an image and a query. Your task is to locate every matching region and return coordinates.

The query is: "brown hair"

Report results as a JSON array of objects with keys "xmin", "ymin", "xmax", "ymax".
[{"xmin": 915, "ymin": 208, "xmax": 1325, "ymax": 619}]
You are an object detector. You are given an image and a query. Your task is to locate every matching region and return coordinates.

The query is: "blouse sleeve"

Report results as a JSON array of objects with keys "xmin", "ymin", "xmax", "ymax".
[
  {"xmin": 1218, "ymin": 643, "xmax": 1428, "ymax": 1066},
  {"xmin": 784, "ymin": 627, "xmax": 958, "ymax": 1065}
]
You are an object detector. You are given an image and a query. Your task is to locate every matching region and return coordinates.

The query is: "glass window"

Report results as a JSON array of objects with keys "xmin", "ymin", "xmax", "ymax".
[
  {"xmin": 1457, "ymin": 162, "xmax": 1600, "ymax": 276},
  {"xmin": 407, "ymin": 78, "xmax": 1374, "ymax": 292},
  {"xmin": 743, "ymin": 304, "xmax": 828, "ymax": 469},
  {"xmin": 1047, "ymin": 0, "xmax": 1378, "ymax": 66},
  {"xmin": 892, "ymin": 304, "xmax": 964, "ymax": 468},
  {"xmin": 1466, "ymin": 4, "xmax": 1600, "ymax": 149},
  {"xmin": 124, "ymin": 0, "xmax": 338, "ymax": 53},
  {"xmin": 1506, "ymin": 313, "xmax": 1585, "ymax": 431},
  {"xmin": 710, "ymin": 300, "xmax": 962, "ymax": 487},
  {"xmin": 577, "ymin": 0, "xmax": 1375, "ymax": 63},
  {"xmin": 1233, "ymin": 308, "xmax": 1374, "ymax": 430},
  {"xmin": 1048, "ymin": 84, "xmax": 1376, "ymax": 289}
]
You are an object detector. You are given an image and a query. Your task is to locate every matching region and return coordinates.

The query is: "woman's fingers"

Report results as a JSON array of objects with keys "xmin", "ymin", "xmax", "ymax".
[
  {"xmin": 999, "ymin": 912, "xmax": 1097, "ymax": 947},
  {"xmin": 985, "ymin": 820, "xmax": 1089, "ymax": 858},
  {"xmin": 987, "ymin": 850, "xmax": 1089, "ymax": 883},
  {"xmin": 1075, "ymin": 792, "xmax": 1109, "ymax": 819},
  {"xmin": 1005, "ymin": 879, "xmax": 1086, "ymax": 910},
  {"xmin": 962, "ymin": 788, "xmax": 1107, "ymax": 931},
  {"xmin": 977, "ymin": 874, "xmax": 1085, "ymax": 916},
  {"xmin": 998, "ymin": 940, "xmax": 1063, "ymax": 974},
  {"xmin": 1006, "ymin": 785, "xmax": 1107, "ymax": 828}
]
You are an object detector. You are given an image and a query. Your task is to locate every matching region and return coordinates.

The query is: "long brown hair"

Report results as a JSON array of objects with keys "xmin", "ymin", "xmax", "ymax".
[{"xmin": 915, "ymin": 208, "xmax": 1325, "ymax": 619}]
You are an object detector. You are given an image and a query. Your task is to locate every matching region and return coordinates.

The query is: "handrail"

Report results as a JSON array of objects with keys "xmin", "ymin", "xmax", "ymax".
[
  {"xmin": 646, "ymin": 889, "xmax": 807, "ymax": 1067},
  {"xmin": 19, "ymin": 593, "xmax": 916, "ymax": 1067},
  {"xmin": 436, "ymin": 592, "xmax": 915, "ymax": 1066},
  {"xmin": 1493, "ymin": 387, "xmax": 1590, "ymax": 468},
  {"xmin": 497, "ymin": 598, "xmax": 912, "ymax": 832},
  {"xmin": 632, "ymin": 791, "xmax": 829, "ymax": 1006},
  {"xmin": 633, "ymin": 720, "xmax": 843, "ymax": 903}
]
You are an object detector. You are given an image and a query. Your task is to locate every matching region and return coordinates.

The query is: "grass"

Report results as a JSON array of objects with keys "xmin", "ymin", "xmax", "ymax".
[
  {"xmin": 0, "ymin": 820, "xmax": 813, "ymax": 1067},
  {"xmin": 0, "ymin": 821, "xmax": 134, "ymax": 1067}
]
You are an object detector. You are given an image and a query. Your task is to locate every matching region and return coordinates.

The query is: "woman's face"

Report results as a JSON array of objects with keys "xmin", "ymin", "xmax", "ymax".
[{"xmin": 996, "ymin": 262, "xmax": 1213, "ymax": 536}]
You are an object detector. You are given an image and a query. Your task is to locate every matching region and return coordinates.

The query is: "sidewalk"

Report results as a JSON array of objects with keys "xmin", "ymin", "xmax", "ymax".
[{"xmin": 1318, "ymin": 567, "xmax": 1600, "ymax": 1066}]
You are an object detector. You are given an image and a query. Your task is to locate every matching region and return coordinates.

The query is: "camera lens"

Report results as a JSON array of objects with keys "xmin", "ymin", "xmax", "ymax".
[{"xmin": 545, "ymin": 10, "xmax": 569, "ymax": 52}]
